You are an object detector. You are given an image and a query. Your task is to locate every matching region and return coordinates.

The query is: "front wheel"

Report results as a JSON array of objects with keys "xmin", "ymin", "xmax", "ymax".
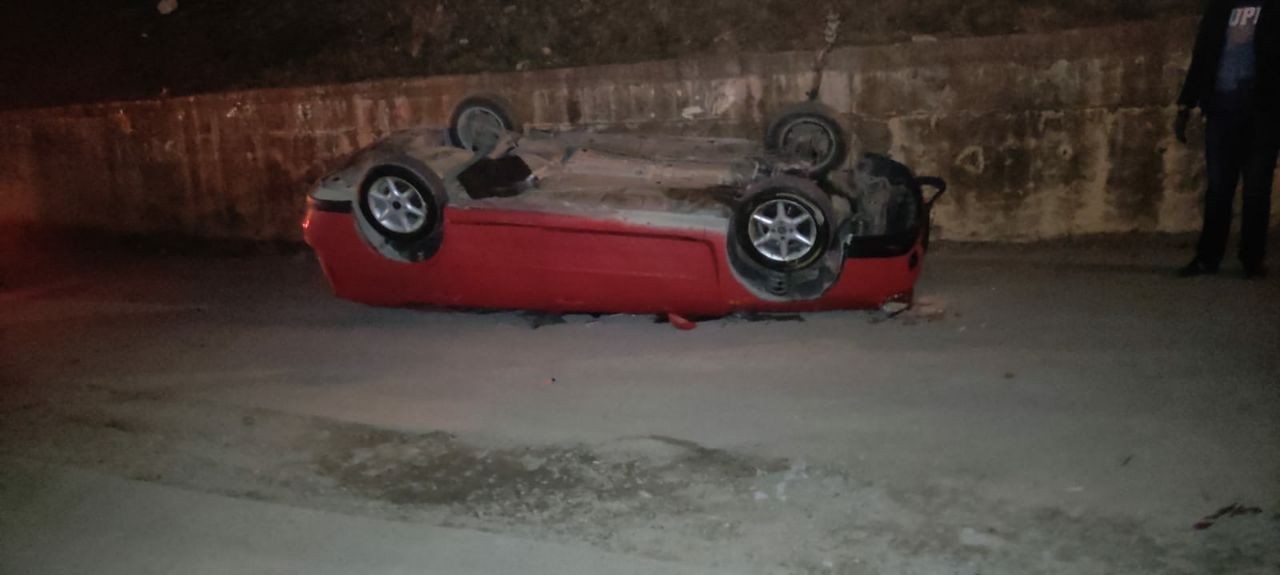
[
  {"xmin": 727, "ymin": 176, "xmax": 844, "ymax": 301},
  {"xmin": 733, "ymin": 176, "xmax": 833, "ymax": 271}
]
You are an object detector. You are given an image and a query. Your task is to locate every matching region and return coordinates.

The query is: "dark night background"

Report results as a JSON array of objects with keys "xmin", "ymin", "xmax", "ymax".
[{"xmin": 1, "ymin": 0, "xmax": 1199, "ymax": 110}]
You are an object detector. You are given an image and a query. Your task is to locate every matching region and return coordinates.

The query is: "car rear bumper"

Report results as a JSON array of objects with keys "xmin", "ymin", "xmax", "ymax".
[{"xmin": 307, "ymin": 196, "xmax": 353, "ymax": 214}]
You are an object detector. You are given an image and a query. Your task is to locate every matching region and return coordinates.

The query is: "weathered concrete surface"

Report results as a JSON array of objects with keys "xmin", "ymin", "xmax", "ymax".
[
  {"xmin": 2, "ymin": 236, "xmax": 1278, "ymax": 573},
  {"xmin": 0, "ymin": 462, "xmax": 730, "ymax": 575},
  {"xmin": 1, "ymin": 18, "xmax": 1276, "ymax": 242}
]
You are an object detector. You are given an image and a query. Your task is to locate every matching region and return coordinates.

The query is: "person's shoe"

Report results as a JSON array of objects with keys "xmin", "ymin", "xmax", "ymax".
[
  {"xmin": 1177, "ymin": 258, "xmax": 1219, "ymax": 277},
  {"xmin": 1242, "ymin": 263, "xmax": 1268, "ymax": 280}
]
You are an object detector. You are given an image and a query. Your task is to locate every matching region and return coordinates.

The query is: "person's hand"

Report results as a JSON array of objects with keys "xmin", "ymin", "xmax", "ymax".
[{"xmin": 1174, "ymin": 108, "xmax": 1191, "ymax": 144}]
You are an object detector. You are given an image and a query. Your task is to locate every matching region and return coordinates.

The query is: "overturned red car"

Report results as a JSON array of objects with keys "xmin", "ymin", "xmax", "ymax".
[{"xmin": 304, "ymin": 96, "xmax": 946, "ymax": 316}]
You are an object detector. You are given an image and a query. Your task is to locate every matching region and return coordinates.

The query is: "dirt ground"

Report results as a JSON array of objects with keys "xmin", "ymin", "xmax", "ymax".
[
  {"xmin": 1, "ymin": 234, "xmax": 1278, "ymax": 574},
  {"xmin": 0, "ymin": 0, "xmax": 1200, "ymax": 111}
]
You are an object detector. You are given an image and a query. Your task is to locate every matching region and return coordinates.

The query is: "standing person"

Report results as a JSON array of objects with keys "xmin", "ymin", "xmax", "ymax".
[{"xmin": 1175, "ymin": 0, "xmax": 1278, "ymax": 279}]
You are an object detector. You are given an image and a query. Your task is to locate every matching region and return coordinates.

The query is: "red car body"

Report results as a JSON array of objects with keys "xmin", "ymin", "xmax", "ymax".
[
  {"xmin": 302, "ymin": 116, "xmax": 940, "ymax": 316},
  {"xmin": 304, "ymin": 201, "xmax": 924, "ymax": 316}
]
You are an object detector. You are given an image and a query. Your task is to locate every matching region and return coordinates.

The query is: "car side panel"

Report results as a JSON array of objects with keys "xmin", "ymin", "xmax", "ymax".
[
  {"xmin": 306, "ymin": 208, "xmax": 728, "ymax": 314},
  {"xmin": 304, "ymin": 207, "xmax": 921, "ymax": 315}
]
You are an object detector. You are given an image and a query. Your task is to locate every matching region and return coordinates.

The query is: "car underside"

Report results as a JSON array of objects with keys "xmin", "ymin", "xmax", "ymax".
[{"xmin": 304, "ymin": 96, "xmax": 945, "ymax": 315}]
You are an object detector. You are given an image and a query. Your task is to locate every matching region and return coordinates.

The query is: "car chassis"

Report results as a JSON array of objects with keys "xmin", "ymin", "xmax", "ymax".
[{"xmin": 304, "ymin": 96, "xmax": 946, "ymax": 316}]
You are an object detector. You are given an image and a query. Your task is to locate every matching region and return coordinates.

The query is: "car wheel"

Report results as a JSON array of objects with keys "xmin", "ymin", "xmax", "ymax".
[
  {"xmin": 764, "ymin": 111, "xmax": 847, "ymax": 176},
  {"xmin": 732, "ymin": 176, "xmax": 834, "ymax": 272},
  {"xmin": 357, "ymin": 164, "xmax": 441, "ymax": 242},
  {"xmin": 449, "ymin": 95, "xmax": 518, "ymax": 152}
]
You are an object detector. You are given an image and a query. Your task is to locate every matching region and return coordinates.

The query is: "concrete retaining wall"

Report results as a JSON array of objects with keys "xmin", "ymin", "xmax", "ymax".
[{"xmin": 1, "ymin": 18, "xmax": 1274, "ymax": 242}]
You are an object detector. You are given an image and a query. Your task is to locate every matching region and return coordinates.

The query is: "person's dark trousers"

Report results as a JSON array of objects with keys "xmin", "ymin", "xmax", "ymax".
[{"xmin": 1198, "ymin": 98, "xmax": 1279, "ymax": 269}]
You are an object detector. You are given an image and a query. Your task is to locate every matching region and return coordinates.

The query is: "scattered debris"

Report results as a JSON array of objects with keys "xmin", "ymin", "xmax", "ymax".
[
  {"xmin": 880, "ymin": 300, "xmax": 910, "ymax": 316},
  {"xmin": 1121, "ymin": 455, "xmax": 1134, "ymax": 466},
  {"xmin": 1193, "ymin": 504, "xmax": 1263, "ymax": 530},
  {"xmin": 520, "ymin": 312, "xmax": 566, "ymax": 329},
  {"xmin": 665, "ymin": 313, "xmax": 698, "ymax": 331},
  {"xmin": 730, "ymin": 312, "xmax": 805, "ymax": 324},
  {"xmin": 909, "ymin": 295, "xmax": 949, "ymax": 321},
  {"xmin": 871, "ymin": 295, "xmax": 951, "ymax": 325}
]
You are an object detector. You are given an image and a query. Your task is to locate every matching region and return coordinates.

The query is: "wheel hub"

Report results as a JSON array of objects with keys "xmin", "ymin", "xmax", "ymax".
[
  {"xmin": 367, "ymin": 176, "xmax": 429, "ymax": 234},
  {"xmin": 747, "ymin": 196, "xmax": 819, "ymax": 264}
]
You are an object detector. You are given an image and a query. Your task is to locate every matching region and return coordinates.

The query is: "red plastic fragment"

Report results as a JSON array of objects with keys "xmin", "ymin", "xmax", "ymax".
[{"xmin": 666, "ymin": 313, "xmax": 697, "ymax": 331}]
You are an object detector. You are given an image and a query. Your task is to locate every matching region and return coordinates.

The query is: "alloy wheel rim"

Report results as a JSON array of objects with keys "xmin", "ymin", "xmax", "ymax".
[
  {"xmin": 746, "ymin": 197, "xmax": 819, "ymax": 263},
  {"xmin": 367, "ymin": 176, "xmax": 428, "ymax": 234},
  {"xmin": 457, "ymin": 107, "xmax": 506, "ymax": 151},
  {"xmin": 779, "ymin": 119, "xmax": 836, "ymax": 168}
]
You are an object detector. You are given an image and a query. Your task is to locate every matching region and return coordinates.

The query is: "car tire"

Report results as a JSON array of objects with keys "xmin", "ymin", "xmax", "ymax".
[
  {"xmin": 727, "ymin": 175, "xmax": 844, "ymax": 301},
  {"xmin": 449, "ymin": 95, "xmax": 519, "ymax": 152},
  {"xmin": 357, "ymin": 163, "xmax": 444, "ymax": 243},
  {"xmin": 764, "ymin": 110, "xmax": 847, "ymax": 176},
  {"xmin": 731, "ymin": 175, "xmax": 835, "ymax": 272}
]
